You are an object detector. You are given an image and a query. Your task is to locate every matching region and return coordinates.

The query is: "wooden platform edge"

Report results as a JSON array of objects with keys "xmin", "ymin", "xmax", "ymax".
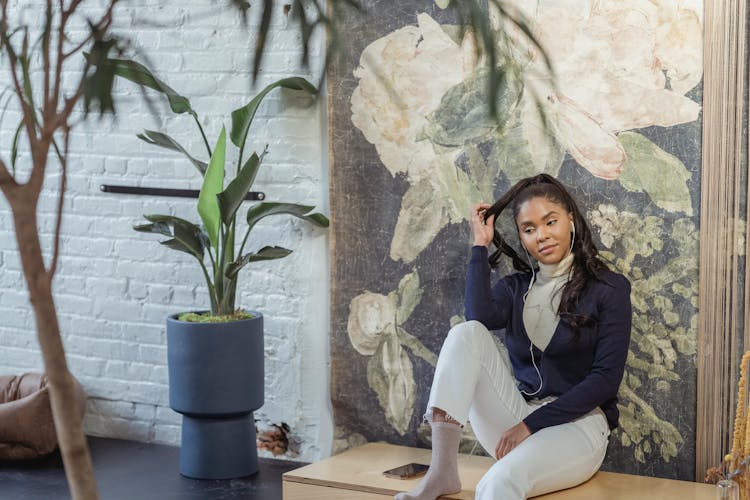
[
  {"xmin": 282, "ymin": 474, "xmax": 397, "ymax": 497},
  {"xmin": 282, "ymin": 442, "xmax": 717, "ymax": 500}
]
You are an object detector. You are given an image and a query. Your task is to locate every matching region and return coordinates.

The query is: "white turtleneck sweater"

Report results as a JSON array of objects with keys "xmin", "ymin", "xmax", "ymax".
[{"xmin": 522, "ymin": 252, "xmax": 574, "ymax": 352}]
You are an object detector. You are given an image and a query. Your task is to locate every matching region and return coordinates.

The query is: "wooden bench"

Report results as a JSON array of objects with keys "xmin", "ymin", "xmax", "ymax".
[{"xmin": 282, "ymin": 442, "xmax": 716, "ymax": 499}]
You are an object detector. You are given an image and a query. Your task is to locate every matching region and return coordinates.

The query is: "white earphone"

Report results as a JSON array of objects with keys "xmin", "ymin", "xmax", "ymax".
[
  {"xmin": 519, "ymin": 219, "xmax": 576, "ymax": 397},
  {"xmin": 569, "ymin": 221, "xmax": 576, "ymax": 253},
  {"xmin": 521, "ymin": 243, "xmax": 542, "ymax": 396},
  {"xmin": 522, "ymin": 245, "xmax": 536, "ymax": 304}
]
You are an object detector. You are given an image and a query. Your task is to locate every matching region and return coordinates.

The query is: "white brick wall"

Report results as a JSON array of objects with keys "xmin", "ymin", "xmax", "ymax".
[{"xmin": 0, "ymin": 1, "xmax": 332, "ymax": 462}]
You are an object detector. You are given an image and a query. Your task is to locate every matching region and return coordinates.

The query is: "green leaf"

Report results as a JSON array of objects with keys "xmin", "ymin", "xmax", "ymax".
[
  {"xmin": 81, "ymin": 40, "xmax": 119, "ymax": 115},
  {"xmin": 88, "ymin": 55, "xmax": 193, "ymax": 115},
  {"xmin": 245, "ymin": 201, "xmax": 329, "ymax": 232},
  {"xmin": 160, "ymin": 238, "xmax": 199, "ymax": 259},
  {"xmin": 304, "ymin": 212, "xmax": 330, "ymax": 228},
  {"xmin": 225, "ymin": 245, "xmax": 293, "ymax": 278},
  {"xmin": 396, "ymin": 327, "xmax": 437, "ymax": 367},
  {"xmin": 172, "ymin": 222, "xmax": 205, "ymax": 259},
  {"xmin": 198, "ymin": 128, "xmax": 227, "ymax": 253},
  {"xmin": 366, "ymin": 332, "xmax": 416, "ymax": 436},
  {"xmin": 617, "ymin": 131, "xmax": 693, "ymax": 215},
  {"xmin": 134, "ymin": 215, "xmax": 205, "ymax": 261},
  {"xmin": 19, "ymin": 29, "xmax": 35, "ymax": 112},
  {"xmin": 137, "ymin": 130, "xmax": 207, "ymax": 175},
  {"xmin": 390, "ymin": 178, "xmax": 452, "ymax": 264},
  {"xmin": 396, "ymin": 271, "xmax": 423, "ymax": 324},
  {"xmin": 420, "ymin": 65, "xmax": 523, "ymax": 148},
  {"xmin": 487, "ymin": 105, "xmax": 564, "ymax": 186},
  {"xmin": 133, "ymin": 221, "xmax": 171, "ymax": 236},
  {"xmin": 217, "ymin": 152, "xmax": 260, "ymax": 225},
  {"xmin": 10, "ymin": 121, "xmax": 22, "ymax": 173},
  {"xmin": 229, "ymin": 77, "xmax": 317, "ymax": 151},
  {"xmin": 142, "ymin": 214, "xmax": 201, "ymax": 230}
]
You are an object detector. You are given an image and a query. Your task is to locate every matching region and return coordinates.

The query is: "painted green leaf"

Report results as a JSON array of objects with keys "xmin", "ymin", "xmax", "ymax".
[
  {"xmin": 396, "ymin": 270, "xmax": 423, "ymax": 324},
  {"xmin": 390, "ymin": 153, "xmax": 486, "ymax": 264},
  {"xmin": 420, "ymin": 65, "xmax": 523, "ymax": 148},
  {"xmin": 366, "ymin": 333, "xmax": 416, "ymax": 436},
  {"xmin": 488, "ymin": 104, "xmax": 564, "ymax": 185},
  {"xmin": 198, "ymin": 128, "xmax": 226, "ymax": 253},
  {"xmin": 433, "ymin": 154, "xmax": 484, "ymax": 224},
  {"xmin": 396, "ymin": 327, "xmax": 437, "ymax": 367},
  {"xmin": 618, "ymin": 385, "xmax": 682, "ymax": 462},
  {"xmin": 390, "ymin": 179, "xmax": 450, "ymax": 263},
  {"xmin": 617, "ymin": 131, "xmax": 693, "ymax": 215}
]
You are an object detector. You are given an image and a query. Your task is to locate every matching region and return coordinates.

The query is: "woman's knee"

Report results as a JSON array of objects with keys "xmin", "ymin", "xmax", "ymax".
[
  {"xmin": 476, "ymin": 462, "xmax": 529, "ymax": 500},
  {"xmin": 446, "ymin": 320, "xmax": 491, "ymax": 347}
]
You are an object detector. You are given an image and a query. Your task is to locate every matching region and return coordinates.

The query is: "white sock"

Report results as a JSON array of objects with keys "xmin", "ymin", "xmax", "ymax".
[{"xmin": 394, "ymin": 421, "xmax": 462, "ymax": 500}]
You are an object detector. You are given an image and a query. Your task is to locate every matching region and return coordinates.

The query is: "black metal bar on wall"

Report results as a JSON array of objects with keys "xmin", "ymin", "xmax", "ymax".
[{"xmin": 100, "ymin": 185, "xmax": 265, "ymax": 201}]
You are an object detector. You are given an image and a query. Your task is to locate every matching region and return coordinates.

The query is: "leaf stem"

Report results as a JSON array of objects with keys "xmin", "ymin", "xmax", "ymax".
[{"xmin": 192, "ymin": 111, "xmax": 212, "ymax": 158}]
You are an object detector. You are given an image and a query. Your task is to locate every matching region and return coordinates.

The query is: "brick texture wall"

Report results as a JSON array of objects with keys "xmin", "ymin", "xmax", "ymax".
[{"xmin": 0, "ymin": 1, "xmax": 332, "ymax": 461}]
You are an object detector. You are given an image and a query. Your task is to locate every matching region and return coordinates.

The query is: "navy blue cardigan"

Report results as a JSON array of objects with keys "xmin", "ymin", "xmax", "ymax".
[{"xmin": 464, "ymin": 246, "xmax": 632, "ymax": 433}]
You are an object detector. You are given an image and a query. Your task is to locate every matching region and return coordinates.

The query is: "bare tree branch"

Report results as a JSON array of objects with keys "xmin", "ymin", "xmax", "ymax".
[
  {"xmin": 0, "ymin": 157, "xmax": 18, "ymax": 191},
  {"xmin": 0, "ymin": 3, "xmax": 38, "ymax": 151},
  {"xmin": 54, "ymin": 0, "xmax": 117, "ymax": 125},
  {"xmin": 50, "ymin": 0, "xmax": 66, "ymax": 117},
  {"xmin": 47, "ymin": 2, "xmax": 117, "ymax": 135},
  {"xmin": 2, "ymin": 2, "xmax": 103, "ymax": 498},
  {"xmin": 64, "ymin": 0, "xmax": 85, "ymax": 18},
  {"xmin": 43, "ymin": 1, "xmax": 52, "ymax": 118},
  {"xmin": 61, "ymin": 1, "xmax": 117, "ymax": 59}
]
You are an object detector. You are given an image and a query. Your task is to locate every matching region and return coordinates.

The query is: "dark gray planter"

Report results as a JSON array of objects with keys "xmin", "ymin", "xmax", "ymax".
[{"xmin": 167, "ymin": 312, "xmax": 264, "ymax": 479}]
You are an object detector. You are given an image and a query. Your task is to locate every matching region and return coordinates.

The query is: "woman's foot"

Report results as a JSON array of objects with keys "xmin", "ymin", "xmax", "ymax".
[{"xmin": 394, "ymin": 421, "xmax": 462, "ymax": 500}]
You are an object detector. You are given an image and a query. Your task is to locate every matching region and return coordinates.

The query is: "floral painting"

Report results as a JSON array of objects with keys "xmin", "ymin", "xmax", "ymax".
[{"xmin": 329, "ymin": 0, "xmax": 702, "ymax": 480}]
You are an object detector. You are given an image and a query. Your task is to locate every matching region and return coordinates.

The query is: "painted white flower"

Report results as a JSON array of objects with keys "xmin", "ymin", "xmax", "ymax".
[
  {"xmin": 509, "ymin": 0, "xmax": 702, "ymax": 179},
  {"xmin": 351, "ymin": 13, "xmax": 487, "ymax": 262},
  {"xmin": 351, "ymin": 12, "xmax": 478, "ymax": 184},
  {"xmin": 347, "ymin": 292, "xmax": 397, "ymax": 355}
]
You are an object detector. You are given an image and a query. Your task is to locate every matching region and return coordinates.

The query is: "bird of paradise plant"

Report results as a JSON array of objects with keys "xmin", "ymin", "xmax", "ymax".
[{"xmin": 96, "ymin": 56, "xmax": 329, "ymax": 318}]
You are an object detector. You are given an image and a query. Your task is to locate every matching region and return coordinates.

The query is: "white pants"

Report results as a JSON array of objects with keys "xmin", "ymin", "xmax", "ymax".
[{"xmin": 426, "ymin": 321, "xmax": 610, "ymax": 500}]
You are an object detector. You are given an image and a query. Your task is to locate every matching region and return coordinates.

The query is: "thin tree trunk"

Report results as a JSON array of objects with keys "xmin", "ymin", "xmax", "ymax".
[{"xmin": 11, "ymin": 199, "xmax": 99, "ymax": 500}]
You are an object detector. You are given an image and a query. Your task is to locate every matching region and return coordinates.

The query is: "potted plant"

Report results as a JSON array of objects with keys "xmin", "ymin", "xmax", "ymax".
[{"xmin": 103, "ymin": 57, "xmax": 329, "ymax": 479}]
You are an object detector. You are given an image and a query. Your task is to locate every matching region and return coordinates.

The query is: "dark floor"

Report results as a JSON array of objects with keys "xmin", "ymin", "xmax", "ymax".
[{"xmin": 0, "ymin": 437, "xmax": 306, "ymax": 500}]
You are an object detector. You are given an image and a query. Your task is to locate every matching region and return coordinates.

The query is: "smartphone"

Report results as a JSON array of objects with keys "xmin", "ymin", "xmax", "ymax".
[{"xmin": 382, "ymin": 462, "xmax": 429, "ymax": 479}]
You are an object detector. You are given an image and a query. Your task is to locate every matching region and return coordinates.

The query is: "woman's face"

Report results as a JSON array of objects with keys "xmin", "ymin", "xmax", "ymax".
[{"xmin": 515, "ymin": 196, "xmax": 574, "ymax": 266}]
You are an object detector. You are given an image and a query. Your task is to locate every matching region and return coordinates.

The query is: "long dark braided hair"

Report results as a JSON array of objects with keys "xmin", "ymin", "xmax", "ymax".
[{"xmin": 484, "ymin": 174, "xmax": 609, "ymax": 330}]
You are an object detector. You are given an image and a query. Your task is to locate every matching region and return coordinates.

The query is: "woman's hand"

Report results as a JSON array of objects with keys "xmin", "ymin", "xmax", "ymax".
[
  {"xmin": 494, "ymin": 421, "xmax": 531, "ymax": 459},
  {"xmin": 470, "ymin": 203, "xmax": 495, "ymax": 247}
]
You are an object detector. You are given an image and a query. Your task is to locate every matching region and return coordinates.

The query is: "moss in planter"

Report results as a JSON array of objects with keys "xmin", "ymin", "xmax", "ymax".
[{"xmin": 178, "ymin": 310, "xmax": 255, "ymax": 323}]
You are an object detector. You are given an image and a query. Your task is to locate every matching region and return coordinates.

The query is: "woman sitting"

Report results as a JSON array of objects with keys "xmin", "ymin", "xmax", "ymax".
[{"xmin": 396, "ymin": 174, "xmax": 632, "ymax": 500}]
